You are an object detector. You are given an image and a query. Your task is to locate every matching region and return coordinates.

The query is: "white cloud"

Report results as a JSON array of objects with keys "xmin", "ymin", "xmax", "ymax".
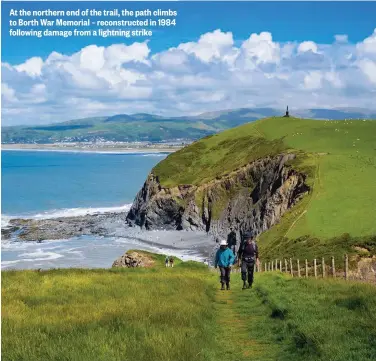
[
  {"xmin": 178, "ymin": 29, "xmax": 234, "ymax": 63},
  {"xmin": 358, "ymin": 59, "xmax": 376, "ymax": 84},
  {"xmin": 303, "ymin": 71, "xmax": 322, "ymax": 89},
  {"xmin": 2, "ymin": 29, "xmax": 376, "ymax": 125},
  {"xmin": 15, "ymin": 57, "xmax": 44, "ymax": 77},
  {"xmin": 335, "ymin": 34, "xmax": 348, "ymax": 43},
  {"xmin": 2, "ymin": 83, "xmax": 18, "ymax": 103},
  {"xmin": 241, "ymin": 32, "xmax": 280, "ymax": 65},
  {"xmin": 298, "ymin": 41, "xmax": 319, "ymax": 54},
  {"xmin": 357, "ymin": 29, "xmax": 376, "ymax": 55}
]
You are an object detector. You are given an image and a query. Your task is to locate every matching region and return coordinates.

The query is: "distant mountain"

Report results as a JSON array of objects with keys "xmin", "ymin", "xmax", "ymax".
[{"xmin": 2, "ymin": 108, "xmax": 376, "ymax": 144}]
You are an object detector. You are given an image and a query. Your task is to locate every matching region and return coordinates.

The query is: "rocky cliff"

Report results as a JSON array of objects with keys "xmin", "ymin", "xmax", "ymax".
[{"xmin": 126, "ymin": 154, "xmax": 309, "ymax": 239}]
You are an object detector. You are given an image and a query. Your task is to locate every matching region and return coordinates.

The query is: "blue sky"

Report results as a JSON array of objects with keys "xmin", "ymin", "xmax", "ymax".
[
  {"xmin": 3, "ymin": 1, "xmax": 376, "ymax": 64},
  {"xmin": 2, "ymin": 1, "xmax": 376, "ymax": 125}
]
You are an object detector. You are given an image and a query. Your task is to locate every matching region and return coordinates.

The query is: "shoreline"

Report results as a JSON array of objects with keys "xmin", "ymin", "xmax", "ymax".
[{"xmin": 1, "ymin": 143, "xmax": 183, "ymax": 154}]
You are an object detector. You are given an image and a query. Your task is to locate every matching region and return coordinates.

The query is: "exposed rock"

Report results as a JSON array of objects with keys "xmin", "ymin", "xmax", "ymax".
[
  {"xmin": 126, "ymin": 154, "xmax": 309, "ymax": 240},
  {"xmin": 112, "ymin": 251, "xmax": 155, "ymax": 268},
  {"xmin": 2, "ymin": 212, "xmax": 127, "ymax": 242}
]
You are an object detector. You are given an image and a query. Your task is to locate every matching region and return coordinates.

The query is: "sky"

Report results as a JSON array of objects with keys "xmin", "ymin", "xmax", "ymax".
[{"xmin": 2, "ymin": 1, "xmax": 376, "ymax": 125}]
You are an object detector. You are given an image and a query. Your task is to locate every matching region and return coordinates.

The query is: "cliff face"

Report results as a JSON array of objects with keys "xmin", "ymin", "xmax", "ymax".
[{"xmin": 126, "ymin": 154, "xmax": 309, "ymax": 239}]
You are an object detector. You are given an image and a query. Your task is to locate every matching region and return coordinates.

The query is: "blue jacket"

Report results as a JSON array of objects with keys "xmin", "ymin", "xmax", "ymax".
[{"xmin": 215, "ymin": 248, "xmax": 235, "ymax": 268}]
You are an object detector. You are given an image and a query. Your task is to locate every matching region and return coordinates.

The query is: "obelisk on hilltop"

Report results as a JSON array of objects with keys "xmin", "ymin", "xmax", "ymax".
[{"xmin": 283, "ymin": 106, "xmax": 290, "ymax": 117}]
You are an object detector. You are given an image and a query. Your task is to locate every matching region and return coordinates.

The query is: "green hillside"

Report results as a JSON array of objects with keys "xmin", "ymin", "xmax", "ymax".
[
  {"xmin": 2, "ymin": 257, "xmax": 376, "ymax": 361},
  {"xmin": 153, "ymin": 117, "xmax": 376, "ymax": 258}
]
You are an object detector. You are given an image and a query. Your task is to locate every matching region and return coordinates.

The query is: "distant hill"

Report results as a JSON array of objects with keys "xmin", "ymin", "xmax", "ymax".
[{"xmin": 2, "ymin": 107, "xmax": 376, "ymax": 144}]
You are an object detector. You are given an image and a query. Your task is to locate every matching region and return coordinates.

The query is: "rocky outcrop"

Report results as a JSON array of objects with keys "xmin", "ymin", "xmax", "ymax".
[
  {"xmin": 112, "ymin": 251, "xmax": 155, "ymax": 268},
  {"xmin": 126, "ymin": 154, "xmax": 309, "ymax": 239},
  {"xmin": 2, "ymin": 212, "xmax": 127, "ymax": 241}
]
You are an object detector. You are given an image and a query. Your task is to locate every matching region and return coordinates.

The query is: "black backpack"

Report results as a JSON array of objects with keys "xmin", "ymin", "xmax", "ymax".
[{"xmin": 240, "ymin": 240, "xmax": 258, "ymax": 261}]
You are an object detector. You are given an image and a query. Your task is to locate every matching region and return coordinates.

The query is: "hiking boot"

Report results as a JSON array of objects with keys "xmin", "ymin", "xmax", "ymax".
[
  {"xmin": 226, "ymin": 283, "xmax": 230, "ymax": 290},
  {"xmin": 221, "ymin": 283, "xmax": 225, "ymax": 290},
  {"xmin": 247, "ymin": 283, "xmax": 252, "ymax": 289},
  {"xmin": 242, "ymin": 282, "xmax": 247, "ymax": 290}
]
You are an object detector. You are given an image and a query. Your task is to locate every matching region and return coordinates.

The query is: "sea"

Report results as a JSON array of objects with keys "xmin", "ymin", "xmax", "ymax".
[{"xmin": 1, "ymin": 150, "xmax": 209, "ymax": 270}]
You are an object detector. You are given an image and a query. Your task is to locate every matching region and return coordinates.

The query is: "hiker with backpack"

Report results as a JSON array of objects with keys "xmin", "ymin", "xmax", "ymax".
[
  {"xmin": 165, "ymin": 255, "xmax": 169, "ymax": 267},
  {"xmin": 238, "ymin": 232, "xmax": 259, "ymax": 289},
  {"xmin": 169, "ymin": 256, "xmax": 174, "ymax": 268},
  {"xmin": 227, "ymin": 227, "xmax": 237, "ymax": 254},
  {"xmin": 215, "ymin": 239, "xmax": 236, "ymax": 290}
]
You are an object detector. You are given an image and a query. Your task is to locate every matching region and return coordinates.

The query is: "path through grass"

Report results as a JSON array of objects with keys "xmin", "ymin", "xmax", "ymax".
[
  {"xmin": 2, "ymin": 259, "xmax": 376, "ymax": 361},
  {"xmin": 215, "ymin": 272, "xmax": 376, "ymax": 361}
]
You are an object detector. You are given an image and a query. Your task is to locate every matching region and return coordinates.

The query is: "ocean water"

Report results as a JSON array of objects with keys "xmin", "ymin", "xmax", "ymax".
[
  {"xmin": 1, "ymin": 150, "xmax": 209, "ymax": 270},
  {"xmin": 2, "ymin": 150, "xmax": 166, "ymax": 218}
]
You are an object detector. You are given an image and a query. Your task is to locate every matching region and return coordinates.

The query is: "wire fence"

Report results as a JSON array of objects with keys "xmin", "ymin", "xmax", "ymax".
[{"xmin": 211, "ymin": 255, "xmax": 376, "ymax": 283}]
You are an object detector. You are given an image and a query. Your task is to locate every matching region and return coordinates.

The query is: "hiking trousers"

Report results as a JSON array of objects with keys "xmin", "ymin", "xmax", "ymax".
[
  {"xmin": 241, "ymin": 260, "xmax": 255, "ymax": 285},
  {"xmin": 219, "ymin": 267, "xmax": 231, "ymax": 285}
]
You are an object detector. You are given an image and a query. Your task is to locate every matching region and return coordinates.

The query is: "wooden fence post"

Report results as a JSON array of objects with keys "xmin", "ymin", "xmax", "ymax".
[
  {"xmin": 264, "ymin": 263, "xmax": 267, "ymax": 272},
  {"xmin": 331, "ymin": 257, "xmax": 336, "ymax": 278},
  {"xmin": 322, "ymin": 257, "xmax": 326, "ymax": 278},
  {"xmin": 314, "ymin": 259, "xmax": 317, "ymax": 279},
  {"xmin": 280, "ymin": 259, "xmax": 282, "ymax": 272},
  {"xmin": 268, "ymin": 262, "xmax": 271, "ymax": 272},
  {"xmin": 260, "ymin": 261, "xmax": 262, "ymax": 272},
  {"xmin": 345, "ymin": 254, "xmax": 349, "ymax": 280},
  {"xmin": 290, "ymin": 258, "xmax": 293, "ymax": 277},
  {"xmin": 297, "ymin": 259, "xmax": 301, "ymax": 277},
  {"xmin": 275, "ymin": 259, "xmax": 278, "ymax": 271},
  {"xmin": 285, "ymin": 259, "xmax": 288, "ymax": 273},
  {"xmin": 272, "ymin": 260, "xmax": 274, "ymax": 271},
  {"xmin": 305, "ymin": 259, "xmax": 308, "ymax": 278}
]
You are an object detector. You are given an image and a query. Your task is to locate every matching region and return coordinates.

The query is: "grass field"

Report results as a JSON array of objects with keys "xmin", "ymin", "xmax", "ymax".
[
  {"xmin": 152, "ymin": 117, "xmax": 376, "ymax": 258},
  {"xmin": 1, "ymin": 254, "xmax": 218, "ymax": 361},
  {"xmin": 2, "ymin": 255, "xmax": 376, "ymax": 361}
]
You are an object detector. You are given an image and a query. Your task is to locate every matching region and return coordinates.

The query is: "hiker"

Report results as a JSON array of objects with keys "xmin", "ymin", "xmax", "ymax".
[
  {"xmin": 169, "ymin": 256, "xmax": 174, "ymax": 268},
  {"xmin": 238, "ymin": 232, "xmax": 259, "ymax": 289},
  {"xmin": 227, "ymin": 227, "xmax": 237, "ymax": 254},
  {"xmin": 214, "ymin": 240, "xmax": 235, "ymax": 290},
  {"xmin": 165, "ymin": 256, "xmax": 169, "ymax": 267}
]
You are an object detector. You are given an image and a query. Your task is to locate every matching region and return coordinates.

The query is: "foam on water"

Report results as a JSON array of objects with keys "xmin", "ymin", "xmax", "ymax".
[
  {"xmin": 1, "ymin": 232, "xmax": 210, "ymax": 270},
  {"xmin": 31, "ymin": 203, "xmax": 132, "ymax": 219},
  {"xmin": 1, "ymin": 203, "xmax": 132, "ymax": 225}
]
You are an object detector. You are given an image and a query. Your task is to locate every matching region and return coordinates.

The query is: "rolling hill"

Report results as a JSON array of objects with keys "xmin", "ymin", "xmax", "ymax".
[
  {"xmin": 3, "ymin": 107, "xmax": 376, "ymax": 144},
  {"xmin": 127, "ymin": 116, "xmax": 376, "ymax": 261}
]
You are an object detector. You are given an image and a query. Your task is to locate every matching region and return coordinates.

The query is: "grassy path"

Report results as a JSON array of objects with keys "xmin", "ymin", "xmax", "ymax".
[
  {"xmin": 214, "ymin": 273, "xmax": 279, "ymax": 361},
  {"xmin": 215, "ymin": 272, "xmax": 376, "ymax": 361}
]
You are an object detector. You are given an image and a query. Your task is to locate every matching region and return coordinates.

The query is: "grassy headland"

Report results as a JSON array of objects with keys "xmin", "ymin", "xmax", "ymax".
[
  {"xmin": 152, "ymin": 117, "xmax": 376, "ymax": 259},
  {"xmin": 2, "ymin": 255, "xmax": 376, "ymax": 361}
]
